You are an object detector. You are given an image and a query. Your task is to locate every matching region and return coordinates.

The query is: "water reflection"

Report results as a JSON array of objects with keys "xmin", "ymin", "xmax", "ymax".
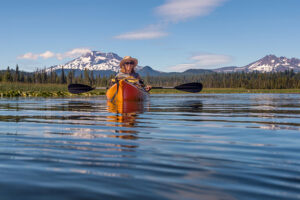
[
  {"xmin": 106, "ymin": 100, "xmax": 148, "ymax": 138},
  {"xmin": 107, "ymin": 100, "xmax": 147, "ymax": 114},
  {"xmin": 176, "ymin": 100, "xmax": 203, "ymax": 112},
  {"xmin": 150, "ymin": 100, "xmax": 203, "ymax": 113},
  {"xmin": 1, "ymin": 95, "xmax": 300, "ymax": 200}
]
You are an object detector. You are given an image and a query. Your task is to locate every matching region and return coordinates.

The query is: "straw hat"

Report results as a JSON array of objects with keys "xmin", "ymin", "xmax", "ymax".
[{"xmin": 120, "ymin": 56, "xmax": 138, "ymax": 68}]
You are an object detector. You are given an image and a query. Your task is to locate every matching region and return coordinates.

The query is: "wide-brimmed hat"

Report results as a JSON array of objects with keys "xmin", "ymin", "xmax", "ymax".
[{"xmin": 120, "ymin": 56, "xmax": 138, "ymax": 68}]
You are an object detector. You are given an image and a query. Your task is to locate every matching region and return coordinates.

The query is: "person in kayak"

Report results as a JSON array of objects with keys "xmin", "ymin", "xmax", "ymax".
[{"xmin": 115, "ymin": 56, "xmax": 152, "ymax": 92}]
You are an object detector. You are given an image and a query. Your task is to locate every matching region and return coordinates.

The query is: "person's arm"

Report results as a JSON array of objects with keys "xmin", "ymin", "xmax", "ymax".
[
  {"xmin": 138, "ymin": 78, "xmax": 145, "ymax": 87},
  {"xmin": 138, "ymin": 77, "xmax": 152, "ymax": 91}
]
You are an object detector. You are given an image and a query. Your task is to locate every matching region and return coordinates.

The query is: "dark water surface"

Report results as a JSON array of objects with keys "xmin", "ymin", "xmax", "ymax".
[{"xmin": 0, "ymin": 94, "xmax": 300, "ymax": 200}]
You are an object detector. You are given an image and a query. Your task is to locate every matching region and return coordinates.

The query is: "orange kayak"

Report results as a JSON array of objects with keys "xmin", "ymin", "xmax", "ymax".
[{"xmin": 106, "ymin": 79, "xmax": 149, "ymax": 101}]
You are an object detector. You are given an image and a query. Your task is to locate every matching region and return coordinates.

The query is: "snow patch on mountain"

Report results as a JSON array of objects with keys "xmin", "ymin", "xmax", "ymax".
[{"xmin": 249, "ymin": 64, "xmax": 274, "ymax": 72}]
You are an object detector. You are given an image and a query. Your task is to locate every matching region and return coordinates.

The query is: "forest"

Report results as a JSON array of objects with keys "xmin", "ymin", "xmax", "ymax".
[{"xmin": 1, "ymin": 65, "xmax": 300, "ymax": 89}]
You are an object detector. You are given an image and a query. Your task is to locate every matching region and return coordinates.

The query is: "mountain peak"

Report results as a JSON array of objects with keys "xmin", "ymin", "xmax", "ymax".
[
  {"xmin": 214, "ymin": 55, "xmax": 300, "ymax": 73},
  {"xmin": 243, "ymin": 55, "xmax": 300, "ymax": 72},
  {"xmin": 262, "ymin": 54, "xmax": 277, "ymax": 60},
  {"xmin": 47, "ymin": 50, "xmax": 123, "ymax": 72}
]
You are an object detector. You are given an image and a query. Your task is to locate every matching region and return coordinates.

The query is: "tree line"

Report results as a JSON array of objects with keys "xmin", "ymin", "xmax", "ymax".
[
  {"xmin": 146, "ymin": 70, "xmax": 300, "ymax": 89},
  {"xmin": 0, "ymin": 65, "xmax": 114, "ymax": 86},
  {"xmin": 1, "ymin": 65, "xmax": 300, "ymax": 89}
]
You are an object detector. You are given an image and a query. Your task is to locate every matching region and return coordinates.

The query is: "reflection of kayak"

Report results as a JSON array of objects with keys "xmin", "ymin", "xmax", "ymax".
[
  {"xmin": 107, "ymin": 101, "xmax": 143, "ymax": 136},
  {"xmin": 106, "ymin": 79, "xmax": 149, "ymax": 102},
  {"xmin": 107, "ymin": 100, "xmax": 146, "ymax": 114}
]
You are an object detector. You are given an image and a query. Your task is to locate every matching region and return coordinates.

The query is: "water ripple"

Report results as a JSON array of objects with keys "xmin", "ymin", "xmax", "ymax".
[{"xmin": 0, "ymin": 94, "xmax": 300, "ymax": 199}]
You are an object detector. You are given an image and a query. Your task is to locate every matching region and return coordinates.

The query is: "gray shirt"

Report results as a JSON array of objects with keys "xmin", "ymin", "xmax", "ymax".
[{"xmin": 116, "ymin": 71, "xmax": 140, "ymax": 79}]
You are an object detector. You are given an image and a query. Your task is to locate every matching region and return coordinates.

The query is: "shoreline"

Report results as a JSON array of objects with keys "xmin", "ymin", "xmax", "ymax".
[
  {"xmin": 1, "ymin": 83, "xmax": 300, "ymax": 97},
  {"xmin": 151, "ymin": 88, "xmax": 300, "ymax": 94},
  {"xmin": 1, "ymin": 90, "xmax": 300, "ymax": 98}
]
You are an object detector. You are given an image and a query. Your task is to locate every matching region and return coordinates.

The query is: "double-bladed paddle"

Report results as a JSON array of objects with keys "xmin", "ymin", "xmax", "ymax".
[
  {"xmin": 68, "ymin": 82, "xmax": 203, "ymax": 94},
  {"xmin": 151, "ymin": 82, "xmax": 203, "ymax": 93}
]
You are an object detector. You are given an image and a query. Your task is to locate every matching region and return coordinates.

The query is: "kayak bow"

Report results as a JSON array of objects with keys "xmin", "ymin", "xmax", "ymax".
[{"xmin": 106, "ymin": 79, "xmax": 149, "ymax": 102}]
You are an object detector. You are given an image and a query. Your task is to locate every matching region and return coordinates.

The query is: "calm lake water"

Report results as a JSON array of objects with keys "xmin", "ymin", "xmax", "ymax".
[{"xmin": 0, "ymin": 94, "xmax": 300, "ymax": 200}]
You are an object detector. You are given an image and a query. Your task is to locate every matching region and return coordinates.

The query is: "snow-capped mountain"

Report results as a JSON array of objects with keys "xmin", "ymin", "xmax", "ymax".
[
  {"xmin": 46, "ymin": 51, "xmax": 124, "ymax": 73},
  {"xmin": 217, "ymin": 55, "xmax": 300, "ymax": 73},
  {"xmin": 46, "ymin": 50, "xmax": 159, "ymax": 76},
  {"xmin": 46, "ymin": 52, "xmax": 300, "ymax": 76},
  {"xmin": 242, "ymin": 55, "xmax": 300, "ymax": 72}
]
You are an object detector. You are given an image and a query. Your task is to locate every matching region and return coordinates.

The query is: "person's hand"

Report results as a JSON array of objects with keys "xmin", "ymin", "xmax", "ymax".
[{"xmin": 145, "ymin": 85, "xmax": 152, "ymax": 92}]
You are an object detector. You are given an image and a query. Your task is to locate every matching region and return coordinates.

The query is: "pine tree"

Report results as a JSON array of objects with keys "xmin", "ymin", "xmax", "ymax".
[
  {"xmin": 14, "ymin": 64, "xmax": 20, "ymax": 82},
  {"xmin": 60, "ymin": 66, "xmax": 66, "ymax": 84},
  {"xmin": 67, "ymin": 69, "xmax": 74, "ymax": 84},
  {"xmin": 4, "ymin": 66, "xmax": 12, "ymax": 82},
  {"xmin": 84, "ymin": 69, "xmax": 91, "ymax": 85}
]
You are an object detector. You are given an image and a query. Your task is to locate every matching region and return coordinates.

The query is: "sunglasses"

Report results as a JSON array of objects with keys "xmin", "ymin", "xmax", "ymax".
[{"xmin": 124, "ymin": 61, "xmax": 135, "ymax": 65}]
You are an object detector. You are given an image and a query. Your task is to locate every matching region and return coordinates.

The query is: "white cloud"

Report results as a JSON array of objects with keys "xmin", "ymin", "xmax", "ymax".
[
  {"xmin": 114, "ymin": 30, "xmax": 168, "ymax": 40},
  {"xmin": 114, "ymin": 0, "xmax": 225, "ymax": 40},
  {"xmin": 40, "ymin": 51, "xmax": 55, "ymax": 59},
  {"xmin": 169, "ymin": 63, "xmax": 197, "ymax": 72},
  {"xmin": 156, "ymin": 0, "xmax": 226, "ymax": 23},
  {"xmin": 114, "ymin": 24, "xmax": 168, "ymax": 40},
  {"xmin": 17, "ymin": 52, "xmax": 39, "ymax": 60},
  {"xmin": 190, "ymin": 54, "xmax": 232, "ymax": 66},
  {"xmin": 169, "ymin": 53, "xmax": 232, "ymax": 72},
  {"xmin": 17, "ymin": 48, "xmax": 91, "ymax": 60},
  {"xmin": 56, "ymin": 48, "xmax": 91, "ymax": 60}
]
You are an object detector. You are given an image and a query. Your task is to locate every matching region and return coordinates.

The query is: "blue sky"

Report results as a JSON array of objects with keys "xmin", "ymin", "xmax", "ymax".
[{"xmin": 1, "ymin": 0, "xmax": 300, "ymax": 72}]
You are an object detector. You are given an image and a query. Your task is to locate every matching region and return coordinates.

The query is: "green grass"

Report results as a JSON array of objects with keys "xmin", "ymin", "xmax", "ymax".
[
  {"xmin": 1, "ymin": 83, "xmax": 300, "ymax": 97},
  {"xmin": 0, "ymin": 83, "xmax": 105, "ymax": 97}
]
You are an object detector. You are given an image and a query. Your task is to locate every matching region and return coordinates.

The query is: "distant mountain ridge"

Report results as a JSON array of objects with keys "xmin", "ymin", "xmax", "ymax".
[
  {"xmin": 217, "ymin": 55, "xmax": 300, "ymax": 73},
  {"xmin": 46, "ymin": 50, "xmax": 210, "ymax": 77},
  {"xmin": 46, "ymin": 51, "xmax": 300, "ymax": 76},
  {"xmin": 213, "ymin": 66, "xmax": 238, "ymax": 73}
]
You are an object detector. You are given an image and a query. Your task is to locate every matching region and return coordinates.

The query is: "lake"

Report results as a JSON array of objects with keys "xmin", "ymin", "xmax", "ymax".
[{"xmin": 0, "ymin": 94, "xmax": 300, "ymax": 200}]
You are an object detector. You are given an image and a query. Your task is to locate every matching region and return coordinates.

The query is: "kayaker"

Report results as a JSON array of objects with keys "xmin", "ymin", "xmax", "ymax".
[{"xmin": 116, "ymin": 56, "xmax": 152, "ymax": 92}]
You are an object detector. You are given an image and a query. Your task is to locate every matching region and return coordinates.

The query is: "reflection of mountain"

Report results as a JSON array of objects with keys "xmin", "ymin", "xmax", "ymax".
[{"xmin": 259, "ymin": 124, "xmax": 300, "ymax": 131}]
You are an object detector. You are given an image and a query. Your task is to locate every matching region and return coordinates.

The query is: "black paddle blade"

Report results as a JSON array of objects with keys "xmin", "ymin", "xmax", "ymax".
[
  {"xmin": 68, "ymin": 84, "xmax": 95, "ymax": 94},
  {"xmin": 174, "ymin": 82, "xmax": 203, "ymax": 93}
]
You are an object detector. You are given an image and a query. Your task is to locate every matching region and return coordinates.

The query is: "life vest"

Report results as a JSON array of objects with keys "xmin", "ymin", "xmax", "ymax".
[{"xmin": 111, "ymin": 74, "xmax": 145, "ymax": 89}]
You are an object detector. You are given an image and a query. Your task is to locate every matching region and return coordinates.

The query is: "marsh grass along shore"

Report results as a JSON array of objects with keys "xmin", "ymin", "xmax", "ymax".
[
  {"xmin": 1, "ymin": 83, "xmax": 300, "ymax": 97},
  {"xmin": 0, "ymin": 83, "xmax": 105, "ymax": 97}
]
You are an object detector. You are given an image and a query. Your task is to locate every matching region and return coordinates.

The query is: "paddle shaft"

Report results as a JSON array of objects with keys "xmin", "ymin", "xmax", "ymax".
[
  {"xmin": 95, "ymin": 87, "xmax": 107, "ymax": 90},
  {"xmin": 95, "ymin": 86, "xmax": 175, "ymax": 90},
  {"xmin": 96, "ymin": 86, "xmax": 192, "ymax": 90},
  {"xmin": 96, "ymin": 86, "xmax": 188, "ymax": 90},
  {"xmin": 68, "ymin": 82, "xmax": 202, "ymax": 94},
  {"xmin": 151, "ymin": 86, "xmax": 176, "ymax": 89}
]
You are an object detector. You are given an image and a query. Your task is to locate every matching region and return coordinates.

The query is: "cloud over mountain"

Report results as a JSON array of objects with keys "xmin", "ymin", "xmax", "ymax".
[{"xmin": 17, "ymin": 48, "xmax": 92, "ymax": 61}]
